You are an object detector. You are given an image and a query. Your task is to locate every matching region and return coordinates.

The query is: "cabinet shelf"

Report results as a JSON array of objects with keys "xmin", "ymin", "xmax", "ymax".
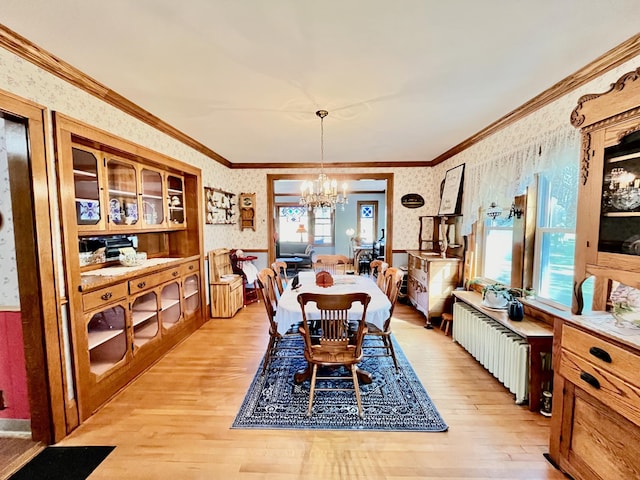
[
  {"xmin": 73, "ymin": 169, "xmax": 97, "ymax": 178},
  {"xmin": 90, "ymin": 360, "xmax": 118, "ymax": 377},
  {"xmin": 184, "ymin": 289, "xmax": 198, "ymax": 299},
  {"xmin": 134, "ymin": 322, "xmax": 159, "ymax": 345},
  {"xmin": 108, "ymin": 189, "xmax": 137, "ymax": 197},
  {"xmin": 88, "ymin": 328, "xmax": 125, "ymax": 350},
  {"xmin": 161, "ymin": 298, "xmax": 180, "ymax": 310},
  {"xmin": 168, "ymin": 188, "xmax": 182, "ymax": 194},
  {"xmin": 75, "ymin": 197, "xmax": 100, "ymax": 203},
  {"xmin": 142, "ymin": 193, "xmax": 163, "ymax": 200},
  {"xmin": 132, "ymin": 310, "xmax": 157, "ymax": 326}
]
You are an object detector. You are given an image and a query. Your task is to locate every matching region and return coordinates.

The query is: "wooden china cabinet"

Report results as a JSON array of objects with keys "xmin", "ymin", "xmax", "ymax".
[
  {"xmin": 549, "ymin": 68, "xmax": 640, "ymax": 480},
  {"xmin": 55, "ymin": 113, "xmax": 206, "ymax": 422}
]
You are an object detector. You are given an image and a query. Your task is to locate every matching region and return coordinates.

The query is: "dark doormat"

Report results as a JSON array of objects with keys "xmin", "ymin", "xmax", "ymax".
[{"xmin": 9, "ymin": 446, "xmax": 115, "ymax": 480}]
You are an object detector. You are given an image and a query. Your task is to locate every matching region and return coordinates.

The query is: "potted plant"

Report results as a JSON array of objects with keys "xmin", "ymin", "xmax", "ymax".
[{"xmin": 481, "ymin": 283, "xmax": 513, "ymax": 309}]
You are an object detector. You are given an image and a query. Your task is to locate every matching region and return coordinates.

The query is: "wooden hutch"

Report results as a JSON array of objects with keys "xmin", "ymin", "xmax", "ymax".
[
  {"xmin": 406, "ymin": 215, "xmax": 462, "ymax": 327},
  {"xmin": 55, "ymin": 114, "xmax": 206, "ymax": 423},
  {"xmin": 549, "ymin": 68, "xmax": 640, "ymax": 480}
]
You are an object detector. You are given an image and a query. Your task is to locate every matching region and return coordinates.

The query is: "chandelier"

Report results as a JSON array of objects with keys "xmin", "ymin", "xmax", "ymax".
[{"xmin": 300, "ymin": 110, "xmax": 348, "ymax": 212}]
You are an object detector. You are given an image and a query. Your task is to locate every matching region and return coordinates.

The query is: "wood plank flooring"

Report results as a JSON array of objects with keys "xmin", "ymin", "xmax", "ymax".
[{"xmin": 53, "ymin": 302, "xmax": 564, "ymax": 479}]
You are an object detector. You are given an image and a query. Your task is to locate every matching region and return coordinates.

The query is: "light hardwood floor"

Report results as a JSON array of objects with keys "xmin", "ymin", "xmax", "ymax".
[{"xmin": 51, "ymin": 302, "xmax": 564, "ymax": 479}]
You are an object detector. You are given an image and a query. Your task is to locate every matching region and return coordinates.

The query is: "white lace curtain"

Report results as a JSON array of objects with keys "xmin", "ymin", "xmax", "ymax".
[{"xmin": 460, "ymin": 125, "xmax": 581, "ymax": 235}]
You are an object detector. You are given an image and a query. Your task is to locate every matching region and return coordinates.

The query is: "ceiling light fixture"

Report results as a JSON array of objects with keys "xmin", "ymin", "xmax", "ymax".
[{"xmin": 300, "ymin": 110, "xmax": 348, "ymax": 212}]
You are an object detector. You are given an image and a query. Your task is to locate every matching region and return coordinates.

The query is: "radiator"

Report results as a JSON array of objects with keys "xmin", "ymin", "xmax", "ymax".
[{"xmin": 453, "ymin": 302, "xmax": 529, "ymax": 404}]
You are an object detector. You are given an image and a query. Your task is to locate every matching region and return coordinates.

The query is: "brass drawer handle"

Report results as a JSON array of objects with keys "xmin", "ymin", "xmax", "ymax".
[
  {"xmin": 137, "ymin": 281, "xmax": 146, "ymax": 289},
  {"xmin": 580, "ymin": 371, "xmax": 600, "ymax": 389},
  {"xmin": 189, "ymin": 265, "xmax": 194, "ymax": 270},
  {"xmin": 589, "ymin": 346, "xmax": 612, "ymax": 363},
  {"xmin": 100, "ymin": 292, "xmax": 112, "ymax": 301},
  {"xmin": 172, "ymin": 271, "xmax": 179, "ymax": 277}
]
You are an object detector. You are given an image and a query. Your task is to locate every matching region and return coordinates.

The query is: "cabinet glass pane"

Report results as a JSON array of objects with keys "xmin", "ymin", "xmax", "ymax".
[
  {"xmin": 132, "ymin": 291, "xmax": 159, "ymax": 347},
  {"xmin": 161, "ymin": 282, "xmax": 182, "ymax": 327},
  {"xmin": 107, "ymin": 160, "xmax": 138, "ymax": 226},
  {"xmin": 87, "ymin": 305, "xmax": 126, "ymax": 375},
  {"xmin": 184, "ymin": 274, "xmax": 200, "ymax": 315},
  {"xmin": 141, "ymin": 168, "xmax": 164, "ymax": 226},
  {"xmin": 600, "ymin": 136, "xmax": 640, "ymax": 256},
  {"xmin": 73, "ymin": 148, "xmax": 101, "ymax": 226},
  {"xmin": 167, "ymin": 175, "xmax": 184, "ymax": 225}
]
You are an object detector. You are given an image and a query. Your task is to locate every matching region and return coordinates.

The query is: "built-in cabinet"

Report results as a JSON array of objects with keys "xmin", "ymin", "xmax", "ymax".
[
  {"xmin": 56, "ymin": 113, "xmax": 205, "ymax": 423},
  {"xmin": 73, "ymin": 146, "xmax": 186, "ymax": 235},
  {"xmin": 406, "ymin": 250, "xmax": 461, "ymax": 327},
  {"xmin": 549, "ymin": 68, "xmax": 640, "ymax": 480}
]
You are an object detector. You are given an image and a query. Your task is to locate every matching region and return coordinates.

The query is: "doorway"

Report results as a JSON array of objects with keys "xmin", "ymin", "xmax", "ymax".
[
  {"xmin": 0, "ymin": 114, "xmax": 40, "ymax": 470},
  {"xmin": 268, "ymin": 173, "xmax": 393, "ymax": 264}
]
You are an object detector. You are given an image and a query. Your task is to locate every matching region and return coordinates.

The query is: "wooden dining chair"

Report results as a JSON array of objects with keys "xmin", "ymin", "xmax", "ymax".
[
  {"xmin": 313, "ymin": 254, "xmax": 349, "ymax": 275},
  {"xmin": 365, "ymin": 267, "xmax": 404, "ymax": 370},
  {"xmin": 271, "ymin": 260, "xmax": 289, "ymax": 296},
  {"xmin": 369, "ymin": 259, "xmax": 389, "ymax": 291},
  {"xmin": 256, "ymin": 268, "xmax": 300, "ymax": 374},
  {"xmin": 297, "ymin": 292, "xmax": 371, "ymax": 417}
]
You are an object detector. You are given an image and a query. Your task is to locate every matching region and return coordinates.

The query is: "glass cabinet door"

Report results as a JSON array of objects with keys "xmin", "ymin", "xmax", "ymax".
[
  {"xmin": 167, "ymin": 175, "xmax": 185, "ymax": 225},
  {"xmin": 161, "ymin": 282, "xmax": 182, "ymax": 328},
  {"xmin": 87, "ymin": 304, "xmax": 127, "ymax": 376},
  {"xmin": 141, "ymin": 168, "xmax": 165, "ymax": 227},
  {"xmin": 73, "ymin": 147, "xmax": 102, "ymax": 228},
  {"xmin": 131, "ymin": 291, "xmax": 160, "ymax": 347},
  {"xmin": 107, "ymin": 159, "xmax": 139, "ymax": 227},
  {"xmin": 183, "ymin": 273, "xmax": 200, "ymax": 315}
]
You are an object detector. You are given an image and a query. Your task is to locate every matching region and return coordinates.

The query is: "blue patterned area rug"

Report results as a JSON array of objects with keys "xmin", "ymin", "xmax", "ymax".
[{"xmin": 232, "ymin": 335, "xmax": 448, "ymax": 431}]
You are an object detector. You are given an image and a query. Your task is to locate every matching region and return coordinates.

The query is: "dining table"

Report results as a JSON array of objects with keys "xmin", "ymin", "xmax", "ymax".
[{"xmin": 274, "ymin": 270, "xmax": 392, "ymax": 384}]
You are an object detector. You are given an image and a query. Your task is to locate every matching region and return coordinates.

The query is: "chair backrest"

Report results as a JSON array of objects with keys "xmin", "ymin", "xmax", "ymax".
[
  {"xmin": 297, "ymin": 292, "xmax": 371, "ymax": 362},
  {"xmin": 271, "ymin": 261, "xmax": 288, "ymax": 295},
  {"xmin": 256, "ymin": 268, "xmax": 279, "ymax": 333},
  {"xmin": 370, "ymin": 260, "xmax": 389, "ymax": 290},
  {"xmin": 382, "ymin": 267, "xmax": 405, "ymax": 321},
  {"xmin": 313, "ymin": 254, "xmax": 349, "ymax": 275},
  {"xmin": 208, "ymin": 248, "xmax": 233, "ymax": 282}
]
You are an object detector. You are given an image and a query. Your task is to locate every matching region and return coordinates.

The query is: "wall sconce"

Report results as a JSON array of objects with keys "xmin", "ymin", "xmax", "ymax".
[
  {"xmin": 486, "ymin": 202, "xmax": 503, "ymax": 221},
  {"xmin": 508, "ymin": 203, "xmax": 524, "ymax": 219}
]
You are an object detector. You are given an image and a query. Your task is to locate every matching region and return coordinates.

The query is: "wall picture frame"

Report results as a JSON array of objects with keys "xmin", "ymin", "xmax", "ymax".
[{"xmin": 438, "ymin": 164, "xmax": 465, "ymax": 216}]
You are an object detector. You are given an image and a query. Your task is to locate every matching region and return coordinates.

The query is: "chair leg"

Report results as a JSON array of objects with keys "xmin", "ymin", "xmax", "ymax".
[
  {"xmin": 385, "ymin": 336, "xmax": 399, "ymax": 370},
  {"xmin": 351, "ymin": 364, "xmax": 363, "ymax": 418},
  {"xmin": 262, "ymin": 335, "xmax": 276, "ymax": 374},
  {"xmin": 307, "ymin": 364, "xmax": 318, "ymax": 417}
]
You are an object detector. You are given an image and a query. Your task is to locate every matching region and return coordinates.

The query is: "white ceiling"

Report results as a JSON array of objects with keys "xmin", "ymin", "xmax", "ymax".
[{"xmin": 2, "ymin": 1, "xmax": 640, "ymax": 166}]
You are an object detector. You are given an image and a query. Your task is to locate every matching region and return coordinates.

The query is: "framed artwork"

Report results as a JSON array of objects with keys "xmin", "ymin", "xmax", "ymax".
[{"xmin": 438, "ymin": 164, "xmax": 465, "ymax": 216}]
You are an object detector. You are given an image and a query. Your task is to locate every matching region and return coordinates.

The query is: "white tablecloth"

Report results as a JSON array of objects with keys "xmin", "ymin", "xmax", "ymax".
[{"xmin": 274, "ymin": 271, "xmax": 391, "ymax": 336}]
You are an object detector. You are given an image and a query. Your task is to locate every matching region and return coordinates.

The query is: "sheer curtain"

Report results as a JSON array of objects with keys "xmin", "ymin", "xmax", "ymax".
[{"xmin": 460, "ymin": 125, "xmax": 581, "ymax": 235}]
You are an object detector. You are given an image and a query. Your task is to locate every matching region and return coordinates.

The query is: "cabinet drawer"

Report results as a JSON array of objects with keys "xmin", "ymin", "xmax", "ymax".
[
  {"xmin": 129, "ymin": 267, "xmax": 181, "ymax": 295},
  {"xmin": 562, "ymin": 325, "xmax": 640, "ymax": 388},
  {"xmin": 559, "ymin": 349, "xmax": 640, "ymax": 427},
  {"xmin": 83, "ymin": 283, "xmax": 128, "ymax": 312},
  {"xmin": 181, "ymin": 260, "xmax": 199, "ymax": 276}
]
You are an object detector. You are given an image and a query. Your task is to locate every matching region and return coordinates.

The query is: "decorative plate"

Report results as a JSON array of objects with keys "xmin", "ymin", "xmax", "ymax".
[
  {"xmin": 109, "ymin": 198, "xmax": 121, "ymax": 222},
  {"xmin": 125, "ymin": 202, "xmax": 138, "ymax": 223},
  {"xmin": 79, "ymin": 200, "xmax": 100, "ymax": 221}
]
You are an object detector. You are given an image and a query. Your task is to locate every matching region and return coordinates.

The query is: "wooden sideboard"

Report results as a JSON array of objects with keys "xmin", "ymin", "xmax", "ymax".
[
  {"xmin": 549, "ymin": 315, "xmax": 640, "ymax": 480},
  {"xmin": 406, "ymin": 250, "xmax": 461, "ymax": 327},
  {"xmin": 208, "ymin": 249, "xmax": 243, "ymax": 318}
]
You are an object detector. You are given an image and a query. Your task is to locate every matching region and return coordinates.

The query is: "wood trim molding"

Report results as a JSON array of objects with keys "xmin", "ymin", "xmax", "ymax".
[{"xmin": 1, "ymin": 23, "xmax": 638, "ymax": 169}]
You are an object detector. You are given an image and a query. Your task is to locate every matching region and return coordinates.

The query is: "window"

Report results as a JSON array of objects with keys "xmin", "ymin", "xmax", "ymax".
[
  {"xmin": 357, "ymin": 201, "xmax": 378, "ymax": 244},
  {"xmin": 311, "ymin": 207, "xmax": 333, "ymax": 245},
  {"xmin": 277, "ymin": 206, "xmax": 308, "ymax": 242},
  {"xmin": 533, "ymin": 169, "xmax": 578, "ymax": 308},
  {"xmin": 481, "ymin": 214, "xmax": 514, "ymax": 284}
]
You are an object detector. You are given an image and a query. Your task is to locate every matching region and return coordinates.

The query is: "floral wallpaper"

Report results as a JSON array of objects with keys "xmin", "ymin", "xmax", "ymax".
[
  {"xmin": 0, "ymin": 42, "xmax": 639, "ymax": 302},
  {"xmin": 0, "ymin": 118, "xmax": 20, "ymax": 307}
]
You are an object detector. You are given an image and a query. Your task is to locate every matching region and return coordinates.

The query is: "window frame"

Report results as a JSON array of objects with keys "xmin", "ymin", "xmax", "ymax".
[{"xmin": 356, "ymin": 200, "xmax": 378, "ymax": 245}]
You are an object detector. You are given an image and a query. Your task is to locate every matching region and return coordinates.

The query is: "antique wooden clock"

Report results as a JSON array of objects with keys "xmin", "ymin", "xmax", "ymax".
[{"xmin": 239, "ymin": 192, "xmax": 256, "ymax": 231}]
